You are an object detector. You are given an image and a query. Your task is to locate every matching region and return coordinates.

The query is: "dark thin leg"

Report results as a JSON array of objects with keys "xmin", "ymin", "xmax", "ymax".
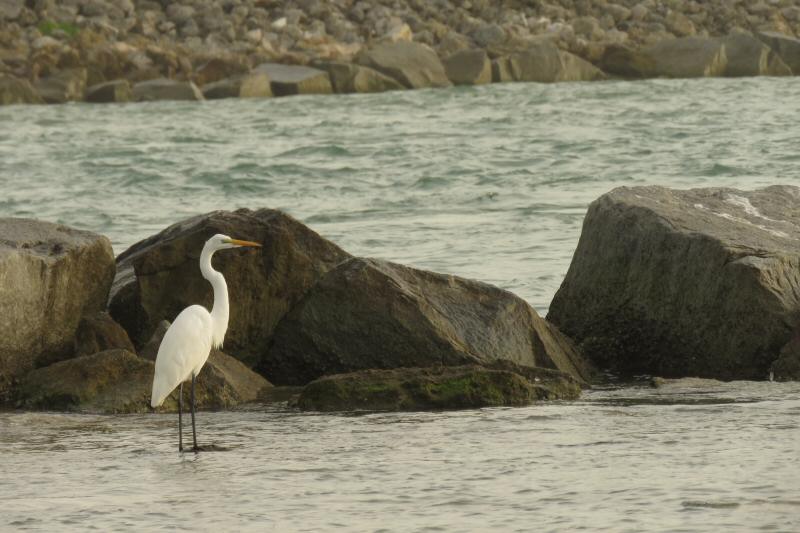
[
  {"xmin": 191, "ymin": 373, "xmax": 198, "ymax": 451},
  {"xmin": 178, "ymin": 382, "xmax": 184, "ymax": 452}
]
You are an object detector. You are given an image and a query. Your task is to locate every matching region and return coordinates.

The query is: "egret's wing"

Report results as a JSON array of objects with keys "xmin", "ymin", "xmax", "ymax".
[{"xmin": 150, "ymin": 306, "xmax": 213, "ymax": 407}]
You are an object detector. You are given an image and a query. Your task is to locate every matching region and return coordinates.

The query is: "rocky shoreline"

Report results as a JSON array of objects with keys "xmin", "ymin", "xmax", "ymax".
[
  {"xmin": 2, "ymin": 184, "xmax": 798, "ymax": 414},
  {"xmin": 2, "ymin": 1, "xmax": 800, "ymax": 105}
]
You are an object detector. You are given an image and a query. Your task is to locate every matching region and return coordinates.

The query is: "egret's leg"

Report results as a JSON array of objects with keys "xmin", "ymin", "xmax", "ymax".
[
  {"xmin": 178, "ymin": 382, "xmax": 184, "ymax": 452},
  {"xmin": 191, "ymin": 373, "xmax": 198, "ymax": 451}
]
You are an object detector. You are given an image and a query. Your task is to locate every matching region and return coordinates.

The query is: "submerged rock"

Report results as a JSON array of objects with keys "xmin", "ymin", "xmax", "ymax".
[
  {"xmin": 263, "ymin": 257, "xmax": 592, "ymax": 386},
  {"xmin": 0, "ymin": 219, "xmax": 114, "ymax": 402},
  {"xmin": 355, "ymin": 41, "xmax": 452, "ymax": 89},
  {"xmin": 108, "ymin": 209, "xmax": 351, "ymax": 368},
  {"xmin": 253, "ymin": 63, "xmax": 332, "ymax": 96},
  {"xmin": 296, "ymin": 364, "xmax": 576, "ymax": 412},
  {"xmin": 132, "ymin": 78, "xmax": 203, "ymax": 101},
  {"xmin": 18, "ymin": 349, "xmax": 271, "ymax": 413},
  {"xmin": 548, "ymin": 185, "xmax": 800, "ymax": 380}
]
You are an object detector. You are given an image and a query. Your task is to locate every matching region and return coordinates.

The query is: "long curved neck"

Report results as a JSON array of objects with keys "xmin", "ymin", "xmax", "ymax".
[{"xmin": 199, "ymin": 244, "xmax": 229, "ymax": 349}]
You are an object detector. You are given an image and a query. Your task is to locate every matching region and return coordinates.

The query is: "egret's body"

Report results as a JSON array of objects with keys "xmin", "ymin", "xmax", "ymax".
[{"xmin": 150, "ymin": 233, "xmax": 261, "ymax": 451}]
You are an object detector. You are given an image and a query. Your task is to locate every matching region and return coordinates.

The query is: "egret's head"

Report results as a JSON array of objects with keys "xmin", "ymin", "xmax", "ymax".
[{"xmin": 208, "ymin": 233, "xmax": 262, "ymax": 251}]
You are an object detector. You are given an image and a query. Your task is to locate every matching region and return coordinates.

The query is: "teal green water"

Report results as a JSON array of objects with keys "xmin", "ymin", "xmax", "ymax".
[
  {"xmin": 1, "ymin": 79, "xmax": 800, "ymax": 531},
  {"xmin": 2, "ymin": 77, "xmax": 798, "ymax": 311}
]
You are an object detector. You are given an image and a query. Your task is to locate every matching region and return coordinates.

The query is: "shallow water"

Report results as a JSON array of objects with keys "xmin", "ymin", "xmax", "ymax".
[{"xmin": 2, "ymin": 78, "xmax": 800, "ymax": 531}]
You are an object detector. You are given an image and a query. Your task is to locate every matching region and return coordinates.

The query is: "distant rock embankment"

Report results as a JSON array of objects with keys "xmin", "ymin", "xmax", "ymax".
[
  {"xmin": 1, "ymin": 0, "xmax": 800, "ymax": 105},
  {"xmin": 1, "ymin": 209, "xmax": 591, "ymax": 413},
  {"xmin": 548, "ymin": 185, "xmax": 800, "ymax": 382}
]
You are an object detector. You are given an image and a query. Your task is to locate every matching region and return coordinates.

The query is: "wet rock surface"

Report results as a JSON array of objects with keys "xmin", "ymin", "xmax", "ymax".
[
  {"xmin": 296, "ymin": 363, "xmax": 581, "ymax": 412},
  {"xmin": 548, "ymin": 185, "xmax": 800, "ymax": 380}
]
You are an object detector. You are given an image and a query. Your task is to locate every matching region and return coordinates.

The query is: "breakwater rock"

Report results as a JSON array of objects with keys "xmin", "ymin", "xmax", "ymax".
[
  {"xmin": 6, "ymin": 208, "xmax": 590, "ymax": 413},
  {"xmin": 1, "ymin": 1, "xmax": 800, "ymax": 105},
  {"xmin": 548, "ymin": 185, "xmax": 800, "ymax": 381}
]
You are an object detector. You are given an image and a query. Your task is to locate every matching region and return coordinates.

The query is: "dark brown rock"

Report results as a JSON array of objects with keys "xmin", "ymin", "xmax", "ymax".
[
  {"xmin": 548, "ymin": 185, "xmax": 800, "ymax": 380},
  {"xmin": 599, "ymin": 44, "xmax": 657, "ymax": 78},
  {"xmin": 0, "ymin": 219, "xmax": 114, "ymax": 402},
  {"xmin": 18, "ymin": 349, "xmax": 271, "ymax": 413},
  {"xmin": 194, "ymin": 56, "xmax": 250, "ymax": 86},
  {"xmin": 253, "ymin": 63, "xmax": 332, "ymax": 96},
  {"xmin": 263, "ymin": 257, "xmax": 592, "ymax": 386},
  {"xmin": 442, "ymin": 48, "xmax": 491, "ymax": 85},
  {"xmin": 73, "ymin": 312, "xmax": 135, "ymax": 359},
  {"xmin": 108, "ymin": 209, "xmax": 351, "ymax": 368},
  {"xmin": 86, "ymin": 79, "xmax": 132, "ymax": 103}
]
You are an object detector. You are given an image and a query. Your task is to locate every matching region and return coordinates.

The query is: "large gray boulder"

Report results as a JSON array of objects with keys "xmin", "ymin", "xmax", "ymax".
[
  {"xmin": 442, "ymin": 49, "xmax": 492, "ymax": 85},
  {"xmin": 642, "ymin": 37, "xmax": 727, "ymax": 78},
  {"xmin": 263, "ymin": 257, "xmax": 592, "ymax": 386},
  {"xmin": 547, "ymin": 185, "xmax": 800, "ymax": 380},
  {"xmin": 253, "ymin": 63, "xmax": 332, "ymax": 96},
  {"xmin": 202, "ymin": 72, "xmax": 272, "ymax": 99},
  {"xmin": 0, "ymin": 75, "xmax": 44, "ymax": 105},
  {"xmin": 355, "ymin": 41, "xmax": 452, "ymax": 89},
  {"xmin": 757, "ymin": 31, "xmax": 800, "ymax": 74},
  {"xmin": 718, "ymin": 33, "xmax": 792, "ymax": 77},
  {"xmin": 296, "ymin": 363, "xmax": 581, "ymax": 412},
  {"xmin": 18, "ymin": 349, "xmax": 271, "ymax": 413},
  {"xmin": 311, "ymin": 61, "xmax": 403, "ymax": 94},
  {"xmin": 132, "ymin": 78, "xmax": 204, "ymax": 101},
  {"xmin": 0, "ymin": 219, "xmax": 115, "ymax": 401},
  {"xmin": 108, "ymin": 209, "xmax": 351, "ymax": 368}
]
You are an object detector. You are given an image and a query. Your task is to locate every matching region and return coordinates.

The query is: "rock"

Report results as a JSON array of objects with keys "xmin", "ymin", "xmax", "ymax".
[
  {"xmin": 757, "ymin": 31, "xmax": 800, "ymax": 74},
  {"xmin": 442, "ymin": 48, "xmax": 491, "ymax": 85},
  {"xmin": 491, "ymin": 56, "xmax": 514, "ymax": 82},
  {"xmin": 0, "ymin": 219, "xmax": 114, "ymax": 402},
  {"xmin": 382, "ymin": 23, "xmax": 412, "ymax": 43},
  {"xmin": 599, "ymin": 43, "xmax": 658, "ymax": 78},
  {"xmin": 253, "ymin": 63, "xmax": 332, "ymax": 96},
  {"xmin": 18, "ymin": 349, "xmax": 271, "ymax": 413},
  {"xmin": 547, "ymin": 185, "xmax": 800, "ymax": 380},
  {"xmin": 34, "ymin": 68, "xmax": 87, "ymax": 103},
  {"xmin": 642, "ymin": 37, "xmax": 727, "ymax": 78},
  {"xmin": 138, "ymin": 320, "xmax": 170, "ymax": 361},
  {"xmin": 73, "ymin": 312, "xmax": 135, "ymax": 358},
  {"xmin": 472, "ymin": 23, "xmax": 506, "ymax": 48},
  {"xmin": 202, "ymin": 72, "xmax": 273, "ymax": 99},
  {"xmin": 355, "ymin": 41, "xmax": 452, "ymax": 89},
  {"xmin": 108, "ymin": 209, "xmax": 351, "ymax": 368},
  {"xmin": 311, "ymin": 61, "xmax": 403, "ymax": 93},
  {"xmin": 263, "ymin": 257, "xmax": 592, "ymax": 386},
  {"xmin": 718, "ymin": 33, "xmax": 792, "ymax": 77},
  {"xmin": 506, "ymin": 41, "xmax": 605, "ymax": 83},
  {"xmin": 0, "ymin": 0, "xmax": 24, "ymax": 21},
  {"xmin": 665, "ymin": 11, "xmax": 696, "ymax": 37},
  {"xmin": 0, "ymin": 74, "xmax": 43, "ymax": 105},
  {"xmin": 296, "ymin": 365, "xmax": 575, "ymax": 412},
  {"xmin": 771, "ymin": 332, "xmax": 800, "ymax": 381},
  {"xmin": 85, "ymin": 79, "xmax": 132, "ymax": 103},
  {"xmin": 194, "ymin": 56, "xmax": 250, "ymax": 86},
  {"xmin": 132, "ymin": 78, "xmax": 204, "ymax": 101}
]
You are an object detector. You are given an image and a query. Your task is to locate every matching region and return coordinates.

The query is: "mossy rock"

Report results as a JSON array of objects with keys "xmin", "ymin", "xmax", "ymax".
[{"xmin": 296, "ymin": 364, "xmax": 581, "ymax": 412}]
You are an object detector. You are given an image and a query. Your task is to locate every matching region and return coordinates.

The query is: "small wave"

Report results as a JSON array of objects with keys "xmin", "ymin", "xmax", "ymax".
[
  {"xmin": 275, "ymin": 144, "xmax": 353, "ymax": 158},
  {"xmin": 682, "ymin": 500, "xmax": 741, "ymax": 509}
]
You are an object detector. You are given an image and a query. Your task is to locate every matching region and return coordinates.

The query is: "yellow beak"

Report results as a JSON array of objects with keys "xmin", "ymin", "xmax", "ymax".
[{"xmin": 226, "ymin": 239, "xmax": 262, "ymax": 248}]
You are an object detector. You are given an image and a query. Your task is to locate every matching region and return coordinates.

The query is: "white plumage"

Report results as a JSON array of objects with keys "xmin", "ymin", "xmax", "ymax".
[{"xmin": 149, "ymin": 233, "xmax": 261, "ymax": 452}]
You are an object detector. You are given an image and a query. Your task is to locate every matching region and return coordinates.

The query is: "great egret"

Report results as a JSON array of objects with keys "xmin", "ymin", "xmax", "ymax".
[{"xmin": 150, "ymin": 234, "xmax": 262, "ymax": 452}]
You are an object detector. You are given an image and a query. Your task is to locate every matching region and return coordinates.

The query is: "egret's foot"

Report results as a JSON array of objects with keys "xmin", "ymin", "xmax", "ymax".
[{"xmin": 191, "ymin": 444, "xmax": 229, "ymax": 452}]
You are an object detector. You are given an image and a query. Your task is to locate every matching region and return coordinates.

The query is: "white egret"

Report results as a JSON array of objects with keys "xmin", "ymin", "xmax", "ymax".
[{"xmin": 150, "ymin": 233, "xmax": 262, "ymax": 452}]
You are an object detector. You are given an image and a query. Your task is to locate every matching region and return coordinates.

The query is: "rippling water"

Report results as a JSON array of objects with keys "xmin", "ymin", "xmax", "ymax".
[{"xmin": 2, "ymin": 78, "xmax": 800, "ymax": 531}]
